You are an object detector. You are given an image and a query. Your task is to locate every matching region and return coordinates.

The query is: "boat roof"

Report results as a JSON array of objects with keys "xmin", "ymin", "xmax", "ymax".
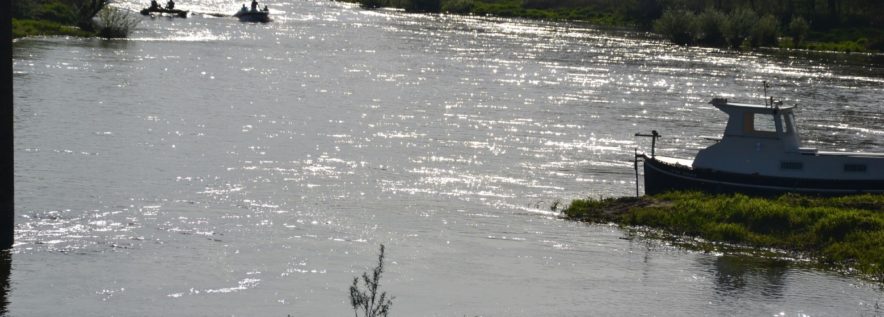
[{"xmin": 710, "ymin": 97, "xmax": 795, "ymax": 114}]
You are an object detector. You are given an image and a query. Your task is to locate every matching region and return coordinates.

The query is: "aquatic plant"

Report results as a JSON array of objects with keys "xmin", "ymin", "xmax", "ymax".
[
  {"xmin": 94, "ymin": 6, "xmax": 140, "ymax": 38},
  {"xmin": 564, "ymin": 192, "xmax": 884, "ymax": 281},
  {"xmin": 349, "ymin": 244, "xmax": 394, "ymax": 317}
]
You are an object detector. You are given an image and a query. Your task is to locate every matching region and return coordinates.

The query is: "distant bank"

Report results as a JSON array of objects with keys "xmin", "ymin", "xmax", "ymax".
[
  {"xmin": 342, "ymin": 0, "xmax": 883, "ymax": 53},
  {"xmin": 563, "ymin": 191, "xmax": 884, "ymax": 282}
]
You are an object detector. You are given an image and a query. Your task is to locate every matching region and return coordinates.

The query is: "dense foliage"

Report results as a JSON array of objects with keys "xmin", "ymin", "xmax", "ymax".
[
  {"xmin": 12, "ymin": 0, "xmax": 140, "ymax": 38},
  {"xmin": 347, "ymin": 0, "xmax": 882, "ymax": 52},
  {"xmin": 564, "ymin": 192, "xmax": 884, "ymax": 281}
]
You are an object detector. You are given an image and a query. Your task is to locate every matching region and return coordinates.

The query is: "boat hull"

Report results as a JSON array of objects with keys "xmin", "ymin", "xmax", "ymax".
[
  {"xmin": 642, "ymin": 155, "xmax": 884, "ymax": 197},
  {"xmin": 140, "ymin": 8, "xmax": 188, "ymax": 17},
  {"xmin": 234, "ymin": 11, "xmax": 270, "ymax": 23}
]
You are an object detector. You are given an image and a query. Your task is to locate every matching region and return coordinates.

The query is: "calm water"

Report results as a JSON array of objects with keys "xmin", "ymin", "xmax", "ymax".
[{"xmin": 10, "ymin": 0, "xmax": 884, "ymax": 315}]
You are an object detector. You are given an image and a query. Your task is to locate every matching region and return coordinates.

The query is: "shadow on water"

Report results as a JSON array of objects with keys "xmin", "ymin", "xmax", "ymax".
[
  {"xmin": 94, "ymin": 39, "xmax": 132, "ymax": 50},
  {"xmin": 703, "ymin": 255, "xmax": 788, "ymax": 299}
]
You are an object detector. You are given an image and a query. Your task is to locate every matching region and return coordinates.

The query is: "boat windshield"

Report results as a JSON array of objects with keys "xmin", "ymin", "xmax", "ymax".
[{"xmin": 753, "ymin": 113, "xmax": 777, "ymax": 133}]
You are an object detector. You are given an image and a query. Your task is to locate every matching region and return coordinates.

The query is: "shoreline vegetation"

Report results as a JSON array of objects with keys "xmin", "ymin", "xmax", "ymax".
[
  {"xmin": 14, "ymin": 0, "xmax": 882, "ymax": 54},
  {"xmin": 563, "ymin": 191, "xmax": 884, "ymax": 282},
  {"xmin": 343, "ymin": 0, "xmax": 883, "ymax": 53},
  {"xmin": 13, "ymin": 0, "xmax": 139, "ymax": 39}
]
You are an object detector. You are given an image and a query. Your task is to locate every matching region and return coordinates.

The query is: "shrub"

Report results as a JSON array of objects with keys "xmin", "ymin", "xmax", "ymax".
[
  {"xmin": 788, "ymin": 16, "xmax": 810, "ymax": 48},
  {"xmin": 752, "ymin": 14, "xmax": 779, "ymax": 47},
  {"xmin": 696, "ymin": 9, "xmax": 727, "ymax": 47},
  {"xmin": 95, "ymin": 6, "xmax": 140, "ymax": 38},
  {"xmin": 722, "ymin": 8, "xmax": 757, "ymax": 49},
  {"xmin": 653, "ymin": 10, "xmax": 697, "ymax": 45}
]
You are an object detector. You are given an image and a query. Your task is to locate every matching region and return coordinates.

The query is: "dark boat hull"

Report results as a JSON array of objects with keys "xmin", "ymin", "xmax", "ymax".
[
  {"xmin": 140, "ymin": 8, "xmax": 188, "ymax": 17},
  {"xmin": 234, "ymin": 11, "xmax": 270, "ymax": 23},
  {"xmin": 642, "ymin": 155, "xmax": 884, "ymax": 197}
]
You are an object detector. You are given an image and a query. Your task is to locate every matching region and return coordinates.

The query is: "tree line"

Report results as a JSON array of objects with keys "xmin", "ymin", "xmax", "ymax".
[{"xmin": 351, "ymin": 0, "xmax": 882, "ymax": 51}]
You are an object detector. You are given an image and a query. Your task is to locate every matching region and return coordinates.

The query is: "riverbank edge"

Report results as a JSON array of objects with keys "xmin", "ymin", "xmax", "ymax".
[
  {"xmin": 563, "ymin": 191, "xmax": 884, "ymax": 282},
  {"xmin": 13, "ymin": 18, "xmax": 93, "ymax": 39},
  {"xmin": 339, "ymin": 0, "xmax": 881, "ymax": 54}
]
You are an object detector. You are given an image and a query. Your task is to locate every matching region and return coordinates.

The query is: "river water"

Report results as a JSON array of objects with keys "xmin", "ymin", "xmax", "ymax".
[{"xmin": 10, "ymin": 0, "xmax": 884, "ymax": 315}]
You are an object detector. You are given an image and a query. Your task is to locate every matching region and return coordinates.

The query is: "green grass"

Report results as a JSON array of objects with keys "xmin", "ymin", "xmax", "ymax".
[
  {"xmin": 13, "ymin": 18, "xmax": 92, "ymax": 38},
  {"xmin": 564, "ymin": 192, "xmax": 884, "ymax": 281}
]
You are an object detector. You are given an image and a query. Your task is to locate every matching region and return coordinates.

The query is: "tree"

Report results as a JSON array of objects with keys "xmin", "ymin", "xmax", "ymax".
[
  {"xmin": 349, "ymin": 244, "xmax": 394, "ymax": 317},
  {"xmin": 696, "ymin": 9, "xmax": 727, "ymax": 46},
  {"xmin": 722, "ymin": 7, "xmax": 758, "ymax": 48},
  {"xmin": 654, "ymin": 10, "xmax": 697, "ymax": 45},
  {"xmin": 76, "ymin": 0, "xmax": 112, "ymax": 31},
  {"xmin": 751, "ymin": 14, "xmax": 779, "ymax": 47},
  {"xmin": 788, "ymin": 16, "xmax": 809, "ymax": 48}
]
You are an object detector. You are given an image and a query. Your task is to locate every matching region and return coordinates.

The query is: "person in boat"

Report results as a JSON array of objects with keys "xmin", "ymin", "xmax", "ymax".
[
  {"xmin": 240, "ymin": 3, "xmax": 248, "ymax": 12},
  {"xmin": 263, "ymin": 5, "xmax": 268, "ymax": 11},
  {"xmin": 166, "ymin": 0, "xmax": 175, "ymax": 10},
  {"xmin": 149, "ymin": 0, "xmax": 160, "ymax": 10},
  {"xmin": 250, "ymin": 0, "xmax": 258, "ymax": 11}
]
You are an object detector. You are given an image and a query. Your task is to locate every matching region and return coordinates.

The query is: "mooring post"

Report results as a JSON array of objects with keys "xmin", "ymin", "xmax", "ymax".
[
  {"xmin": 633, "ymin": 149, "xmax": 640, "ymax": 197},
  {"xmin": 1, "ymin": 0, "xmax": 14, "ymax": 250},
  {"xmin": 634, "ymin": 130, "xmax": 661, "ymax": 159}
]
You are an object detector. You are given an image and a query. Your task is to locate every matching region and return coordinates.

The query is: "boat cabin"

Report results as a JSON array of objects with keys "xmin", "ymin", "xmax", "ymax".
[{"xmin": 691, "ymin": 98, "xmax": 883, "ymax": 180}]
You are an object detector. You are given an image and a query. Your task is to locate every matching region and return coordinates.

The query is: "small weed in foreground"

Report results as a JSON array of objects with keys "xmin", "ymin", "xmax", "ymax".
[{"xmin": 349, "ymin": 244, "xmax": 394, "ymax": 317}]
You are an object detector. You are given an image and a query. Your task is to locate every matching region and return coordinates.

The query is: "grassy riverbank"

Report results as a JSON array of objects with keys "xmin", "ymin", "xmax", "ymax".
[
  {"xmin": 13, "ymin": 0, "xmax": 138, "ymax": 39},
  {"xmin": 564, "ymin": 192, "xmax": 884, "ymax": 281},
  {"xmin": 13, "ymin": 18, "xmax": 93, "ymax": 38}
]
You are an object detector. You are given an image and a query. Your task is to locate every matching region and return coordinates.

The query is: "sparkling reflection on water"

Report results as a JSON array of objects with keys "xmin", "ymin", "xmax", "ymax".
[{"xmin": 11, "ymin": 0, "xmax": 884, "ymax": 315}]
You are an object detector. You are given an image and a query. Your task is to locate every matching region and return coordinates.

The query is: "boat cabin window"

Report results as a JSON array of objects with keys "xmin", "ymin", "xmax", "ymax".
[
  {"xmin": 780, "ymin": 161, "xmax": 803, "ymax": 170},
  {"xmin": 844, "ymin": 164, "xmax": 867, "ymax": 172},
  {"xmin": 743, "ymin": 113, "xmax": 779, "ymax": 137},
  {"xmin": 753, "ymin": 113, "xmax": 777, "ymax": 132}
]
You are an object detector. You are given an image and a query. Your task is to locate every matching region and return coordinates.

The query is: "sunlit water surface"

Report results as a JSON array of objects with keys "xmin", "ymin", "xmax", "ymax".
[{"xmin": 11, "ymin": 1, "xmax": 884, "ymax": 315}]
